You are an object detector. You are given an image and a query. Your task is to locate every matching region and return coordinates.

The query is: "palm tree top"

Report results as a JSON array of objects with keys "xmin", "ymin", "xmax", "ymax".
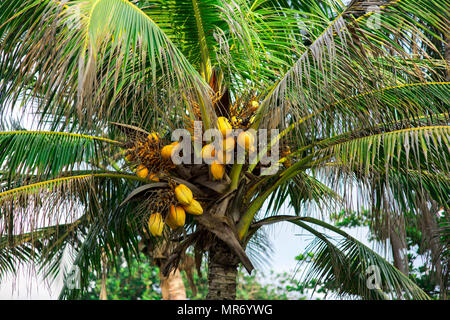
[{"xmin": 0, "ymin": 0, "xmax": 448, "ymax": 300}]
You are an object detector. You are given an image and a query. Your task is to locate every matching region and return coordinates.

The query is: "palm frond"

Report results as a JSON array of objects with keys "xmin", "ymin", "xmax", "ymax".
[
  {"xmin": 246, "ymin": 214, "xmax": 429, "ymax": 299},
  {"xmin": 0, "ymin": 237, "xmax": 38, "ymax": 280},
  {"xmin": 0, "ymin": 131, "xmax": 120, "ymax": 184},
  {"xmin": 251, "ymin": 0, "xmax": 447, "ymax": 134},
  {"xmin": 250, "ymin": 77, "xmax": 449, "ymax": 174},
  {"xmin": 376, "ymin": 169, "xmax": 450, "ymax": 213},
  {"xmin": 0, "ymin": 219, "xmax": 86, "ymax": 282},
  {"xmin": 0, "ymin": 172, "xmax": 144, "ymax": 238},
  {"xmin": 0, "ymin": 0, "xmax": 210, "ymax": 131},
  {"xmin": 57, "ymin": 192, "xmax": 146, "ymax": 299},
  {"xmin": 264, "ymin": 171, "xmax": 341, "ymax": 218},
  {"xmin": 311, "ymin": 82, "xmax": 450, "ymax": 138},
  {"xmin": 0, "ymin": 168, "xmax": 145, "ymax": 294},
  {"xmin": 140, "ymin": 0, "xmax": 225, "ymax": 74},
  {"xmin": 245, "ymin": 227, "xmax": 273, "ymax": 270},
  {"xmin": 215, "ymin": 0, "xmax": 319, "ymax": 90},
  {"xmin": 292, "ymin": 218, "xmax": 430, "ymax": 300},
  {"xmin": 324, "ymin": 126, "xmax": 450, "ymax": 175}
]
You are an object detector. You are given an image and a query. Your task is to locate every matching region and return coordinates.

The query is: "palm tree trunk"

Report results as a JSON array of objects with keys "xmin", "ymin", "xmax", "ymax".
[
  {"xmin": 386, "ymin": 214, "xmax": 409, "ymax": 276},
  {"xmin": 206, "ymin": 239, "xmax": 239, "ymax": 300},
  {"xmin": 99, "ymin": 272, "xmax": 108, "ymax": 300},
  {"xmin": 389, "ymin": 222, "xmax": 409, "ymax": 276},
  {"xmin": 422, "ymin": 203, "xmax": 444, "ymax": 298},
  {"xmin": 159, "ymin": 268, "xmax": 187, "ymax": 300},
  {"xmin": 99, "ymin": 250, "xmax": 108, "ymax": 300},
  {"xmin": 141, "ymin": 236, "xmax": 188, "ymax": 300}
]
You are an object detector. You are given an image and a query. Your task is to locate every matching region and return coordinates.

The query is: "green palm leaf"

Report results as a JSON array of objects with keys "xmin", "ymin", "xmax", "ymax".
[
  {"xmin": 0, "ymin": 172, "xmax": 145, "ymax": 238},
  {"xmin": 251, "ymin": 0, "xmax": 447, "ymax": 132},
  {"xmin": 0, "ymin": 169, "xmax": 145, "ymax": 292},
  {"xmin": 0, "ymin": 131, "xmax": 120, "ymax": 184},
  {"xmin": 325, "ymin": 126, "xmax": 450, "ymax": 174},
  {"xmin": 247, "ymin": 215, "xmax": 430, "ymax": 299},
  {"xmin": 0, "ymin": 0, "xmax": 210, "ymax": 131},
  {"xmin": 140, "ymin": 0, "xmax": 225, "ymax": 75},
  {"xmin": 0, "ymin": 219, "xmax": 86, "ymax": 281},
  {"xmin": 297, "ymin": 229, "xmax": 428, "ymax": 299},
  {"xmin": 0, "ymin": 237, "xmax": 38, "ymax": 279}
]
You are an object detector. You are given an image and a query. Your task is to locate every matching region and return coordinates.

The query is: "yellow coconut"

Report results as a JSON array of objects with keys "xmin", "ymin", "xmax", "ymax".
[
  {"xmin": 237, "ymin": 131, "xmax": 255, "ymax": 150},
  {"xmin": 184, "ymin": 199, "xmax": 203, "ymax": 215},
  {"xmin": 167, "ymin": 205, "xmax": 186, "ymax": 229},
  {"xmin": 149, "ymin": 173, "xmax": 160, "ymax": 182},
  {"xmin": 136, "ymin": 165, "xmax": 149, "ymax": 179},
  {"xmin": 202, "ymin": 144, "xmax": 216, "ymax": 161},
  {"xmin": 217, "ymin": 117, "xmax": 232, "ymax": 137},
  {"xmin": 250, "ymin": 100, "xmax": 259, "ymax": 111},
  {"xmin": 174, "ymin": 184, "xmax": 193, "ymax": 205},
  {"xmin": 211, "ymin": 161, "xmax": 225, "ymax": 180},
  {"xmin": 161, "ymin": 144, "xmax": 175, "ymax": 160},
  {"xmin": 165, "ymin": 218, "xmax": 178, "ymax": 230},
  {"xmin": 222, "ymin": 136, "xmax": 235, "ymax": 153},
  {"xmin": 148, "ymin": 212, "xmax": 164, "ymax": 236},
  {"xmin": 216, "ymin": 151, "xmax": 232, "ymax": 165}
]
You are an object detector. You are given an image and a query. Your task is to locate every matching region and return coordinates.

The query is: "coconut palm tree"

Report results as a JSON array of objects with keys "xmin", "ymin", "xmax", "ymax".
[{"xmin": 0, "ymin": 0, "xmax": 448, "ymax": 300}]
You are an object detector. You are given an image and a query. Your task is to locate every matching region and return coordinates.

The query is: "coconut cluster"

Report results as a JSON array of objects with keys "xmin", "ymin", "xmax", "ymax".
[
  {"xmin": 203, "ymin": 116, "xmax": 256, "ymax": 180},
  {"xmin": 147, "ymin": 184, "xmax": 203, "ymax": 236},
  {"xmin": 124, "ymin": 132, "xmax": 175, "ymax": 180},
  {"xmin": 123, "ymin": 99, "xmax": 272, "ymax": 238},
  {"xmin": 123, "ymin": 134, "xmax": 201, "ymax": 237}
]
